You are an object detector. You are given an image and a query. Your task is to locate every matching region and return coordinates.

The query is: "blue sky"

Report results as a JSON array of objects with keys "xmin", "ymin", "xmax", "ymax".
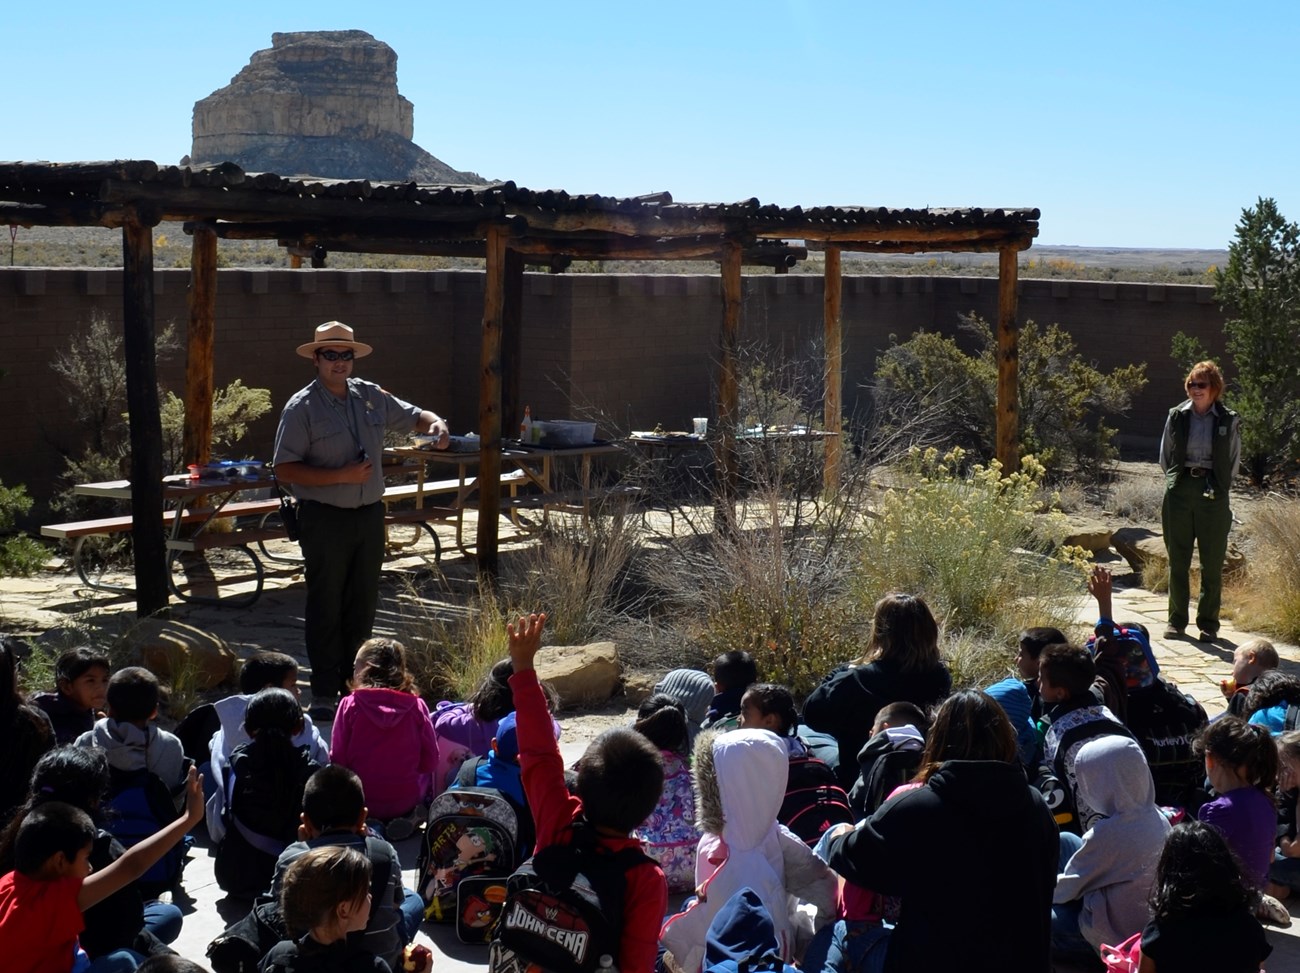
[{"xmin": 4, "ymin": 1, "xmax": 1296, "ymax": 248}]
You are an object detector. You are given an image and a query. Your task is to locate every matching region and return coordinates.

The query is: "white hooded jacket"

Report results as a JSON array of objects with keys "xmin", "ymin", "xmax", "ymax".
[
  {"xmin": 660, "ymin": 728, "xmax": 836, "ymax": 973},
  {"xmin": 1053, "ymin": 735, "xmax": 1170, "ymax": 950}
]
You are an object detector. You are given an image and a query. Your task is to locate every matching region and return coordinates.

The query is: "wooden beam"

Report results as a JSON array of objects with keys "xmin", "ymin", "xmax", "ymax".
[
  {"xmin": 183, "ymin": 224, "xmax": 218, "ymax": 467},
  {"xmin": 716, "ymin": 240, "xmax": 743, "ymax": 528},
  {"xmin": 756, "ymin": 224, "xmax": 1035, "ymax": 244},
  {"xmin": 476, "ymin": 225, "xmax": 508, "ymax": 579},
  {"xmin": 122, "ymin": 211, "xmax": 169, "ymax": 615},
  {"xmin": 823, "ymin": 246, "xmax": 843, "ymax": 497},
  {"xmin": 101, "ymin": 181, "xmax": 502, "ymax": 226},
  {"xmin": 996, "ymin": 247, "xmax": 1020, "ymax": 473},
  {"xmin": 0, "ymin": 200, "xmax": 125, "ymax": 228},
  {"xmin": 501, "ymin": 248, "xmax": 525, "ymax": 440},
  {"xmin": 805, "ymin": 234, "xmax": 1036, "ymax": 255}
]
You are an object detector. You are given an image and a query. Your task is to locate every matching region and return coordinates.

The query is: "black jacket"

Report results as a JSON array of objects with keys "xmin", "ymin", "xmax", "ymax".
[
  {"xmin": 260, "ymin": 937, "xmax": 389, "ymax": 973},
  {"xmin": 826, "ymin": 759, "xmax": 1058, "ymax": 973},
  {"xmin": 802, "ymin": 660, "xmax": 951, "ymax": 789}
]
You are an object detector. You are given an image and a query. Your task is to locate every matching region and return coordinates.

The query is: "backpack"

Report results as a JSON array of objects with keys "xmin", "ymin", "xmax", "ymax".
[
  {"xmin": 849, "ymin": 741, "xmax": 924, "ymax": 819},
  {"xmin": 635, "ymin": 750, "xmax": 697, "ymax": 893},
  {"xmin": 777, "ymin": 751, "xmax": 854, "ymax": 846},
  {"xmin": 417, "ymin": 787, "xmax": 519, "ymax": 922},
  {"xmin": 1043, "ymin": 705, "xmax": 1136, "ymax": 835},
  {"xmin": 1124, "ymin": 677, "xmax": 1209, "ymax": 812},
  {"xmin": 103, "ymin": 765, "xmax": 186, "ymax": 897},
  {"xmin": 454, "ymin": 755, "xmax": 536, "ymax": 858},
  {"xmin": 489, "ymin": 820, "xmax": 651, "ymax": 973}
]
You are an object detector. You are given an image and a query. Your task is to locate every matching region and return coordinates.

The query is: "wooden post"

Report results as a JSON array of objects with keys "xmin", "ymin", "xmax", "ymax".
[
  {"xmin": 716, "ymin": 240, "xmax": 742, "ymax": 528},
  {"xmin": 996, "ymin": 246, "xmax": 1020, "ymax": 473},
  {"xmin": 501, "ymin": 247, "xmax": 525, "ymax": 434},
  {"xmin": 476, "ymin": 225, "xmax": 508, "ymax": 578},
  {"xmin": 823, "ymin": 246, "xmax": 843, "ymax": 497},
  {"xmin": 183, "ymin": 223, "xmax": 217, "ymax": 467},
  {"xmin": 122, "ymin": 212, "xmax": 168, "ymax": 616}
]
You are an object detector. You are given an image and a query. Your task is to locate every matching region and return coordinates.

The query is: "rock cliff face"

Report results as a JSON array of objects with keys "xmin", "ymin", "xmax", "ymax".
[{"xmin": 189, "ymin": 30, "xmax": 483, "ymax": 184}]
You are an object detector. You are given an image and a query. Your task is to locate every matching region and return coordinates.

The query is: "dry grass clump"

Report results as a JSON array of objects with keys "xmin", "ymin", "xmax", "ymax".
[
  {"xmin": 1109, "ymin": 478, "xmax": 1166, "ymax": 522},
  {"xmin": 1229, "ymin": 498, "xmax": 1300, "ymax": 642}
]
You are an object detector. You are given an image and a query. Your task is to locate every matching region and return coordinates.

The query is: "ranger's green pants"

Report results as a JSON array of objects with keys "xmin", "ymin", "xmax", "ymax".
[{"xmin": 1161, "ymin": 471, "xmax": 1232, "ymax": 634}]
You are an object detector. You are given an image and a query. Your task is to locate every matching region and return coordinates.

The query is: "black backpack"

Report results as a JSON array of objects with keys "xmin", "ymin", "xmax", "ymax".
[
  {"xmin": 848, "ymin": 742, "xmax": 924, "ymax": 820},
  {"xmin": 778, "ymin": 752, "xmax": 854, "ymax": 846},
  {"xmin": 489, "ymin": 819, "xmax": 650, "ymax": 973},
  {"xmin": 103, "ymin": 764, "xmax": 186, "ymax": 897},
  {"xmin": 1124, "ymin": 677, "xmax": 1209, "ymax": 812},
  {"xmin": 417, "ymin": 786, "xmax": 520, "ymax": 922}
]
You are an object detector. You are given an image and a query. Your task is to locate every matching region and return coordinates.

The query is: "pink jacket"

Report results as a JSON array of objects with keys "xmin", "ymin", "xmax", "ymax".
[{"xmin": 330, "ymin": 687, "xmax": 438, "ymax": 819}]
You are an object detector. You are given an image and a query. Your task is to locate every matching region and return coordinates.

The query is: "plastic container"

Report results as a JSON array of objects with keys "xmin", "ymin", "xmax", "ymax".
[{"xmin": 534, "ymin": 419, "xmax": 597, "ymax": 446}]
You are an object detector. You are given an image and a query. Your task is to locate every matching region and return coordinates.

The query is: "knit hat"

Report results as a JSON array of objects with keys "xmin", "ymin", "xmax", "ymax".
[{"xmin": 655, "ymin": 668, "xmax": 715, "ymax": 725}]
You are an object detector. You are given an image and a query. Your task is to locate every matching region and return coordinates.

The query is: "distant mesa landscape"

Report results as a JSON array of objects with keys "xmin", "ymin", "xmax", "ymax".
[{"xmin": 185, "ymin": 29, "xmax": 484, "ymax": 184}]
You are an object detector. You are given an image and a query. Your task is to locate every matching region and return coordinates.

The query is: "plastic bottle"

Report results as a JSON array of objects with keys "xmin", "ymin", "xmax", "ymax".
[{"xmin": 520, "ymin": 405, "xmax": 533, "ymax": 444}]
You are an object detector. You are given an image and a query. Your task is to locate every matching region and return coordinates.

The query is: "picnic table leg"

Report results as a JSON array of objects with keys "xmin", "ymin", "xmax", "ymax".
[{"xmin": 166, "ymin": 546, "xmax": 265, "ymax": 608}]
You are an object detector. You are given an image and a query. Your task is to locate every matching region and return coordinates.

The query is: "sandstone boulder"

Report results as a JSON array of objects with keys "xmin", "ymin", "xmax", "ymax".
[
  {"xmin": 190, "ymin": 31, "xmax": 485, "ymax": 183},
  {"xmin": 132, "ymin": 618, "xmax": 236, "ymax": 691},
  {"xmin": 1112, "ymin": 527, "xmax": 1166, "ymax": 575},
  {"xmin": 621, "ymin": 671, "xmax": 659, "ymax": 707},
  {"xmin": 1062, "ymin": 518, "xmax": 1113, "ymax": 553},
  {"xmin": 534, "ymin": 642, "xmax": 621, "ymax": 709}
]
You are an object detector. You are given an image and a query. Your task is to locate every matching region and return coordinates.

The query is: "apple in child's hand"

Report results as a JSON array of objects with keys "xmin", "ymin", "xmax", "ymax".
[
  {"xmin": 1221, "ymin": 676, "xmax": 1237, "ymax": 697},
  {"xmin": 402, "ymin": 944, "xmax": 433, "ymax": 972}
]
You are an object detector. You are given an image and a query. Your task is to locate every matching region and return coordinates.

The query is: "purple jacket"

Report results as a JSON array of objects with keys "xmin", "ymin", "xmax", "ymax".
[{"xmin": 331, "ymin": 688, "xmax": 438, "ymax": 819}]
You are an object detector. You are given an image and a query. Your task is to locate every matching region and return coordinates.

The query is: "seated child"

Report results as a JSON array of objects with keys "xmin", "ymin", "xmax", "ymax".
[
  {"xmin": 1142, "ymin": 821, "xmax": 1272, "ymax": 973},
  {"xmin": 203, "ymin": 651, "xmax": 328, "ymax": 831},
  {"xmin": 704, "ymin": 650, "xmax": 759, "ymax": 730},
  {"xmin": 1221, "ymin": 638, "xmax": 1279, "ymax": 718},
  {"xmin": 32, "ymin": 648, "xmax": 110, "ymax": 745},
  {"xmin": 703, "ymin": 887, "xmax": 802, "ymax": 973},
  {"xmin": 331, "ymin": 638, "xmax": 437, "ymax": 840},
  {"xmin": 1269, "ymin": 729, "xmax": 1300, "ymax": 900},
  {"xmin": 261, "ymin": 845, "xmax": 432, "ymax": 973},
  {"xmin": 0, "ymin": 746, "xmax": 184, "ymax": 963},
  {"xmin": 738, "ymin": 683, "xmax": 805, "ymax": 755},
  {"xmin": 631, "ymin": 693, "xmax": 697, "ymax": 893},
  {"xmin": 214, "ymin": 688, "xmax": 323, "ymax": 896},
  {"xmin": 430, "ymin": 658, "xmax": 527, "ymax": 799},
  {"xmin": 654, "ymin": 668, "xmax": 716, "ymax": 751},
  {"xmin": 273, "ymin": 766, "xmax": 422, "ymax": 967},
  {"xmin": 0, "ymin": 639, "xmax": 54, "ymax": 831},
  {"xmin": 1015, "ymin": 626, "xmax": 1067, "ymax": 723},
  {"xmin": 847, "ymin": 701, "xmax": 929, "ymax": 820},
  {"xmin": 660, "ymin": 726, "xmax": 837, "ymax": 972},
  {"xmin": 0, "ymin": 769, "xmax": 203, "ymax": 973},
  {"xmin": 74, "ymin": 667, "xmax": 187, "ymax": 801},
  {"xmin": 984, "ymin": 674, "xmax": 1040, "ymax": 769},
  {"xmin": 1244, "ymin": 670, "xmax": 1300, "ymax": 734},
  {"xmin": 1195, "ymin": 717, "xmax": 1282, "ymax": 920},
  {"xmin": 508, "ymin": 612, "xmax": 668, "ymax": 973},
  {"xmin": 1036, "ymin": 643, "xmax": 1136, "ymax": 834},
  {"xmin": 448, "ymin": 708, "xmax": 548, "ymax": 856},
  {"xmin": 1051, "ymin": 735, "xmax": 1170, "ymax": 965}
]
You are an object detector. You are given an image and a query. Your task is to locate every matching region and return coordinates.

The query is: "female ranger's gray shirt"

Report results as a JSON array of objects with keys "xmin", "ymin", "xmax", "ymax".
[{"xmin": 273, "ymin": 378, "xmax": 423, "ymax": 508}]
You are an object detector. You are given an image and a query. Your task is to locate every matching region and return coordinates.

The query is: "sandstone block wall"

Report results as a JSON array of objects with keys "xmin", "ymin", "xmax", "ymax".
[{"xmin": 0, "ymin": 268, "xmax": 1224, "ymax": 509}]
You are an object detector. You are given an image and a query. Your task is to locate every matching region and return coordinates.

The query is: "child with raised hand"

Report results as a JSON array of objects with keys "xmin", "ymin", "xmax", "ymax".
[
  {"xmin": 0, "ymin": 747, "xmax": 185, "ymax": 962},
  {"xmin": 261, "ymin": 845, "xmax": 432, "ymax": 973},
  {"xmin": 1140, "ymin": 821, "xmax": 1272, "ymax": 973},
  {"xmin": 32, "ymin": 647, "xmax": 110, "ymax": 745},
  {"xmin": 508, "ymin": 612, "xmax": 668, "ymax": 973},
  {"xmin": 331, "ymin": 638, "xmax": 437, "ymax": 841},
  {"xmin": 1195, "ymin": 717, "xmax": 1283, "ymax": 922},
  {"xmin": 0, "ymin": 766, "xmax": 203, "ymax": 973},
  {"xmin": 631, "ymin": 693, "xmax": 697, "ymax": 893}
]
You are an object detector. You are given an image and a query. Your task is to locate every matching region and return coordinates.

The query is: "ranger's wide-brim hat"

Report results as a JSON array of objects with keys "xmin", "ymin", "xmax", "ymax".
[{"xmin": 296, "ymin": 321, "xmax": 374, "ymax": 359}]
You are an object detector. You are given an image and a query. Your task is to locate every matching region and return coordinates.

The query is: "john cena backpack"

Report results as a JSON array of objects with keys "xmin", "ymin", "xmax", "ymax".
[{"xmin": 489, "ymin": 819, "xmax": 651, "ymax": 973}]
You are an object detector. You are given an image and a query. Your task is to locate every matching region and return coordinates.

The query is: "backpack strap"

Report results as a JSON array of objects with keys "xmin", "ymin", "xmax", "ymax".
[
  {"xmin": 456, "ymin": 755, "xmax": 487, "ymax": 789},
  {"xmin": 1286, "ymin": 704, "xmax": 1300, "ymax": 733}
]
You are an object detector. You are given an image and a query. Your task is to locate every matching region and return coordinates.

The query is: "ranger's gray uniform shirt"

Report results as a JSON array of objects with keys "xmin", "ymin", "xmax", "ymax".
[{"xmin": 273, "ymin": 378, "xmax": 422, "ymax": 507}]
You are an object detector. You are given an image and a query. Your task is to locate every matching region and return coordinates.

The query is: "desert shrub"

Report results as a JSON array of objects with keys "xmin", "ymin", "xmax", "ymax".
[
  {"xmin": 159, "ymin": 379, "xmax": 273, "ymax": 473},
  {"xmin": 0, "ymin": 482, "xmax": 48, "ymax": 577},
  {"xmin": 855, "ymin": 448, "xmax": 1089, "ymax": 649},
  {"xmin": 398, "ymin": 582, "xmax": 517, "ymax": 704},
  {"xmin": 1232, "ymin": 498, "xmax": 1300, "ymax": 642},
  {"xmin": 1108, "ymin": 477, "xmax": 1166, "ymax": 522},
  {"xmin": 872, "ymin": 315, "xmax": 1147, "ymax": 476},
  {"xmin": 944, "ymin": 629, "xmax": 1017, "ymax": 691}
]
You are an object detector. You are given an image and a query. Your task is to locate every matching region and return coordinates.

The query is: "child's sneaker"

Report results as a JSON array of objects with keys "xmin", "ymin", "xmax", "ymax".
[{"xmin": 1257, "ymin": 893, "xmax": 1292, "ymax": 927}]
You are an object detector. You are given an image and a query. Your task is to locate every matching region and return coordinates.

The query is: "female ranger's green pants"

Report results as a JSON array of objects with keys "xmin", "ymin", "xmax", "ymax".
[{"xmin": 1161, "ymin": 470, "xmax": 1232, "ymax": 634}]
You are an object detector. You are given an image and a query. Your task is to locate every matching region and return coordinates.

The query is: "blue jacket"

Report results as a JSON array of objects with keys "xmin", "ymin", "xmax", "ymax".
[{"xmin": 703, "ymin": 887, "xmax": 798, "ymax": 973}]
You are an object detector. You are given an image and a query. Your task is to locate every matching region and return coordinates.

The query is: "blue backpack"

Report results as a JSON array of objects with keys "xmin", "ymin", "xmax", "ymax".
[{"xmin": 104, "ymin": 765, "xmax": 187, "ymax": 896}]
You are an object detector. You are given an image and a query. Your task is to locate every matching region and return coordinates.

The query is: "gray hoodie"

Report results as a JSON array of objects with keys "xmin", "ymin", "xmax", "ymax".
[
  {"xmin": 76, "ymin": 717, "xmax": 187, "ymax": 793},
  {"xmin": 1053, "ymin": 735, "xmax": 1169, "ymax": 950}
]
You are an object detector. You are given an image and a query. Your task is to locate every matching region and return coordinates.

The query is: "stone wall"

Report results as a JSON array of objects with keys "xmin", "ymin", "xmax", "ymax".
[{"xmin": 0, "ymin": 268, "xmax": 1224, "ymax": 509}]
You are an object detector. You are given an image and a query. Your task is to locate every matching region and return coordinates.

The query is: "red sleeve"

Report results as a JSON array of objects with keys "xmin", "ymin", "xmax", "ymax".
[
  {"xmin": 509, "ymin": 669, "xmax": 582, "ymax": 851},
  {"xmin": 619, "ymin": 858, "xmax": 670, "ymax": 973}
]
